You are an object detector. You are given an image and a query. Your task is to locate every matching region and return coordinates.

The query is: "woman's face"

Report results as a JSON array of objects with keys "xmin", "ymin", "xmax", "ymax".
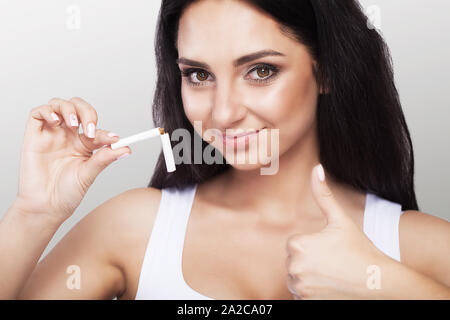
[{"xmin": 176, "ymin": 0, "xmax": 320, "ymax": 170}]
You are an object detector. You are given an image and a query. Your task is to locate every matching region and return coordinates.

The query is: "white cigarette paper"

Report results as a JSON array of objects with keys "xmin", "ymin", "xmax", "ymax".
[
  {"xmin": 110, "ymin": 127, "xmax": 177, "ymax": 172},
  {"xmin": 161, "ymin": 133, "xmax": 176, "ymax": 172},
  {"xmin": 111, "ymin": 127, "xmax": 163, "ymax": 150}
]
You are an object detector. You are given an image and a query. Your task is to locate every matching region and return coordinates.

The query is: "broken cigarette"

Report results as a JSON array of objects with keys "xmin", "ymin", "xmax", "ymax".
[
  {"xmin": 160, "ymin": 133, "xmax": 176, "ymax": 172},
  {"xmin": 110, "ymin": 127, "xmax": 176, "ymax": 172}
]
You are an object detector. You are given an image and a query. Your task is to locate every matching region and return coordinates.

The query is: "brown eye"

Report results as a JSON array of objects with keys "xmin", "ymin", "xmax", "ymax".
[
  {"xmin": 181, "ymin": 68, "xmax": 213, "ymax": 86},
  {"xmin": 196, "ymin": 71, "xmax": 208, "ymax": 81},
  {"xmin": 256, "ymin": 67, "xmax": 270, "ymax": 78},
  {"xmin": 246, "ymin": 64, "xmax": 278, "ymax": 83}
]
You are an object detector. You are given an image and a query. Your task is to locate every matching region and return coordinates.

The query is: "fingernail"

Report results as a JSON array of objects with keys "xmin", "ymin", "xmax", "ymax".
[
  {"xmin": 70, "ymin": 113, "xmax": 78, "ymax": 127},
  {"xmin": 108, "ymin": 132, "xmax": 119, "ymax": 138},
  {"xmin": 116, "ymin": 152, "xmax": 130, "ymax": 160},
  {"xmin": 51, "ymin": 112, "xmax": 59, "ymax": 121},
  {"xmin": 87, "ymin": 122, "xmax": 95, "ymax": 138},
  {"xmin": 317, "ymin": 164, "xmax": 325, "ymax": 182}
]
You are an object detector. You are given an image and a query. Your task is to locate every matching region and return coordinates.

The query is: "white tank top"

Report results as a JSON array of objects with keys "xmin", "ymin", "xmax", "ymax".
[{"xmin": 134, "ymin": 183, "xmax": 404, "ymax": 300}]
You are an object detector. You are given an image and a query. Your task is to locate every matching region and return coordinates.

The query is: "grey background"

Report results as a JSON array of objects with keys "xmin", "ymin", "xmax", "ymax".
[{"xmin": 0, "ymin": 0, "xmax": 448, "ymax": 259}]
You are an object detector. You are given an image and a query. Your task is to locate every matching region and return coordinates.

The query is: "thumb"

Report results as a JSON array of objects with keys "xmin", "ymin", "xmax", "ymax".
[
  {"xmin": 78, "ymin": 146, "xmax": 131, "ymax": 187},
  {"xmin": 311, "ymin": 164, "xmax": 348, "ymax": 227}
]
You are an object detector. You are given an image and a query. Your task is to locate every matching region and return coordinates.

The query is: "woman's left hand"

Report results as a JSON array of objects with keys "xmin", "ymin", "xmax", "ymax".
[{"xmin": 285, "ymin": 164, "xmax": 390, "ymax": 299}]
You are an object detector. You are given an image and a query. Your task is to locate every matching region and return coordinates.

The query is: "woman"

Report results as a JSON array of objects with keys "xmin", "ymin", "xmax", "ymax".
[{"xmin": 1, "ymin": 0, "xmax": 449, "ymax": 299}]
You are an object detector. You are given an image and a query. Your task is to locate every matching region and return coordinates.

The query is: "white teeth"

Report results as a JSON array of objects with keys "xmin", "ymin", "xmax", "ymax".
[{"xmin": 223, "ymin": 128, "xmax": 264, "ymax": 139}]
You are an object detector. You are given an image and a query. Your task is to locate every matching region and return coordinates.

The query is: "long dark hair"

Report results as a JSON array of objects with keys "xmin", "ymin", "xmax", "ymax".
[{"xmin": 148, "ymin": 0, "xmax": 419, "ymax": 211}]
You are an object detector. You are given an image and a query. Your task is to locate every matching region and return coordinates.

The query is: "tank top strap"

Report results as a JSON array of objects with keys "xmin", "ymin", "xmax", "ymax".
[
  {"xmin": 363, "ymin": 193, "xmax": 404, "ymax": 262},
  {"xmin": 135, "ymin": 183, "xmax": 198, "ymax": 299}
]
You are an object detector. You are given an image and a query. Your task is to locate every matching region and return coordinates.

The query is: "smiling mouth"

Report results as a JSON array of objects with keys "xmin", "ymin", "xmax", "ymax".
[{"xmin": 223, "ymin": 127, "xmax": 266, "ymax": 139}]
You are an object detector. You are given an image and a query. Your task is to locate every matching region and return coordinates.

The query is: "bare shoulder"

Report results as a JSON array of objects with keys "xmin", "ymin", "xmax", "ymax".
[
  {"xmin": 81, "ymin": 186, "xmax": 162, "ymax": 261},
  {"xmin": 399, "ymin": 210, "xmax": 450, "ymax": 286},
  {"xmin": 96, "ymin": 186, "xmax": 162, "ymax": 234}
]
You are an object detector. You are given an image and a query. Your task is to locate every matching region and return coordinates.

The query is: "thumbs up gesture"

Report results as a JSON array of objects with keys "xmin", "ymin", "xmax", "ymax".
[{"xmin": 285, "ymin": 164, "xmax": 388, "ymax": 299}]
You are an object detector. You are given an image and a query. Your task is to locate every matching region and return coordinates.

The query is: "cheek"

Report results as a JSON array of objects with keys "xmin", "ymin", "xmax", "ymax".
[{"xmin": 247, "ymin": 69, "xmax": 319, "ymax": 135}]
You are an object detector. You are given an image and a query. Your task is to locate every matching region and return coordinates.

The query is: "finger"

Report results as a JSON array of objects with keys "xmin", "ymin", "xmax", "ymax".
[
  {"xmin": 48, "ymin": 98, "xmax": 80, "ymax": 131},
  {"xmin": 286, "ymin": 275, "xmax": 296, "ymax": 295},
  {"xmin": 24, "ymin": 105, "xmax": 66, "ymax": 149},
  {"xmin": 310, "ymin": 164, "xmax": 348, "ymax": 226},
  {"xmin": 68, "ymin": 97, "xmax": 98, "ymax": 139},
  {"xmin": 97, "ymin": 130, "xmax": 120, "ymax": 147},
  {"xmin": 286, "ymin": 251, "xmax": 307, "ymax": 278},
  {"xmin": 286, "ymin": 233, "xmax": 307, "ymax": 255},
  {"xmin": 78, "ymin": 129, "xmax": 120, "ymax": 152},
  {"xmin": 286, "ymin": 275, "xmax": 302, "ymax": 299},
  {"xmin": 286, "ymin": 256, "xmax": 304, "ymax": 277},
  {"xmin": 78, "ymin": 146, "xmax": 131, "ymax": 187},
  {"xmin": 285, "ymin": 253, "xmax": 291, "ymax": 270},
  {"xmin": 29, "ymin": 104, "xmax": 62, "ymax": 130}
]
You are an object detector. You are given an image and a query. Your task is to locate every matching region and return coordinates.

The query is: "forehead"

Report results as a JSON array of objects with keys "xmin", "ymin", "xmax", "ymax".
[{"xmin": 176, "ymin": 0, "xmax": 297, "ymax": 60}]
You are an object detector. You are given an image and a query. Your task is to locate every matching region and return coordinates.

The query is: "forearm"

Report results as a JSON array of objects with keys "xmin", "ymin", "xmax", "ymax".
[
  {"xmin": 376, "ymin": 258, "xmax": 450, "ymax": 299},
  {"xmin": 0, "ymin": 200, "xmax": 62, "ymax": 299}
]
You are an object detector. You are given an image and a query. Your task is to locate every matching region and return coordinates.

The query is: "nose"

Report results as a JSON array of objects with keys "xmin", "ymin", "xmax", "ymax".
[{"xmin": 211, "ymin": 80, "xmax": 247, "ymax": 130}]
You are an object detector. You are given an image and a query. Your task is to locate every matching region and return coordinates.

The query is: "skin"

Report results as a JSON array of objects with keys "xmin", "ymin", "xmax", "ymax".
[{"xmin": 1, "ymin": 0, "xmax": 448, "ymax": 299}]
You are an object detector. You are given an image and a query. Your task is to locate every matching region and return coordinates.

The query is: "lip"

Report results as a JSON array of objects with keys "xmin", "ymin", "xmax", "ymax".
[
  {"xmin": 222, "ymin": 128, "xmax": 264, "ymax": 139},
  {"xmin": 222, "ymin": 127, "xmax": 266, "ymax": 147}
]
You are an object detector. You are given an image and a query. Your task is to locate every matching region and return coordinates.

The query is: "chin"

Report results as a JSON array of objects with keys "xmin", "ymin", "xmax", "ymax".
[{"xmin": 226, "ymin": 162, "xmax": 267, "ymax": 171}]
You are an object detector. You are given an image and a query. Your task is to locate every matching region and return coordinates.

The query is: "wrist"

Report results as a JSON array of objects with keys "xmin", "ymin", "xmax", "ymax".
[
  {"xmin": 367, "ymin": 255, "xmax": 437, "ymax": 300},
  {"xmin": 6, "ymin": 197, "xmax": 65, "ymax": 232},
  {"xmin": 357, "ymin": 252, "xmax": 401, "ymax": 300}
]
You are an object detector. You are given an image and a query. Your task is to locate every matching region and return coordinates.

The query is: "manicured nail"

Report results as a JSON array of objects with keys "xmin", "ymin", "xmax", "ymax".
[
  {"xmin": 116, "ymin": 153, "xmax": 130, "ymax": 160},
  {"xmin": 87, "ymin": 122, "xmax": 95, "ymax": 138},
  {"xmin": 317, "ymin": 164, "xmax": 325, "ymax": 182},
  {"xmin": 51, "ymin": 112, "xmax": 59, "ymax": 121},
  {"xmin": 69, "ymin": 113, "xmax": 78, "ymax": 127},
  {"xmin": 108, "ymin": 132, "xmax": 119, "ymax": 138}
]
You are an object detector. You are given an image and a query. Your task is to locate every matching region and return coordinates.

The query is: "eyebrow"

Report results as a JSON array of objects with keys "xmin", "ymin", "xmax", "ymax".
[{"xmin": 175, "ymin": 49, "xmax": 285, "ymax": 69}]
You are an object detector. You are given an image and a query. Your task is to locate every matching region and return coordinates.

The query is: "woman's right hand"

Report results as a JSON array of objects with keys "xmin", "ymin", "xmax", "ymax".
[{"xmin": 12, "ymin": 97, "xmax": 132, "ymax": 224}]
